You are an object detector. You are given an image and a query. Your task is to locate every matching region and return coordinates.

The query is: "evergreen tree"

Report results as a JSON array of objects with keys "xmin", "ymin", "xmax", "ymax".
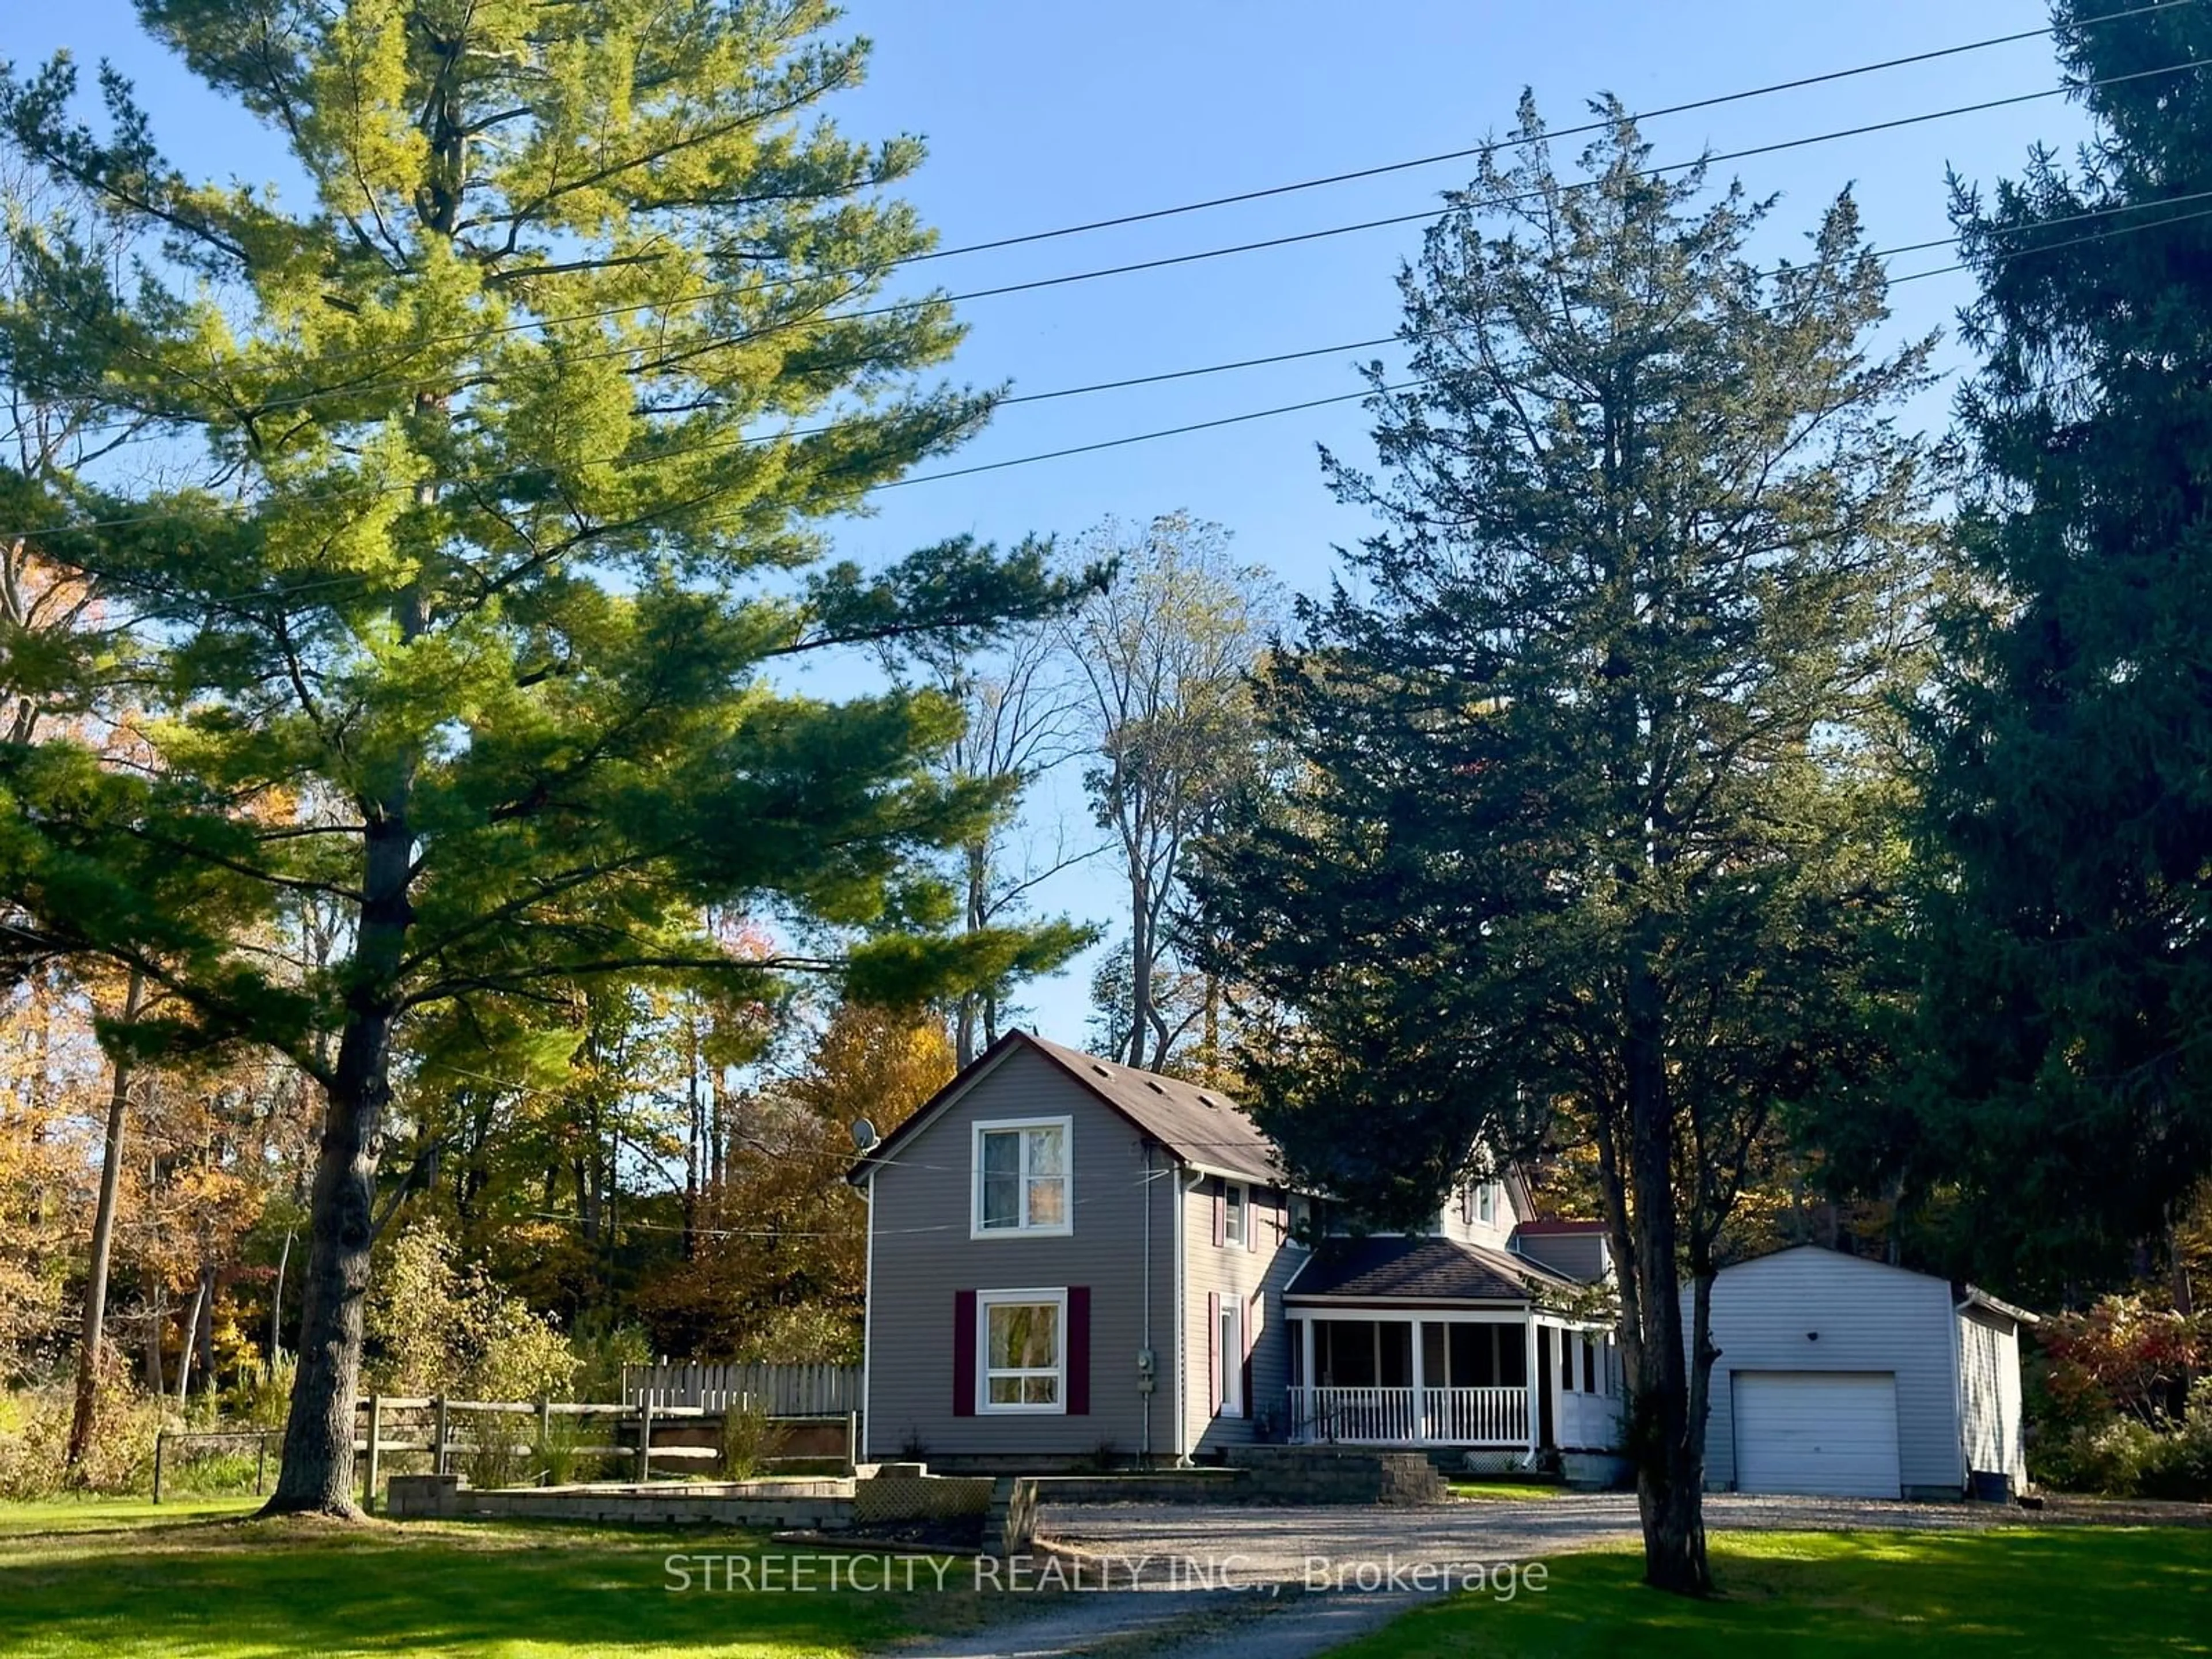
[
  {"xmin": 1910, "ymin": 1, "xmax": 2212, "ymax": 1303},
  {"xmin": 0, "ymin": 0, "xmax": 1089, "ymax": 1515},
  {"xmin": 1191, "ymin": 103, "xmax": 1937, "ymax": 1593}
]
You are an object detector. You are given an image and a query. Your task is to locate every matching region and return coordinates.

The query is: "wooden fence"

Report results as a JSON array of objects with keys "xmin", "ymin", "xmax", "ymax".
[
  {"xmin": 347, "ymin": 1395, "xmax": 858, "ymax": 1510},
  {"xmin": 620, "ymin": 1361, "xmax": 861, "ymax": 1415}
]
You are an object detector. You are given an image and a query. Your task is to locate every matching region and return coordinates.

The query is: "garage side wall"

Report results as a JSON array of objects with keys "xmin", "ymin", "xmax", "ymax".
[
  {"xmin": 1694, "ymin": 1250, "xmax": 1965, "ymax": 1498},
  {"xmin": 1956, "ymin": 1306, "xmax": 2028, "ymax": 1491}
]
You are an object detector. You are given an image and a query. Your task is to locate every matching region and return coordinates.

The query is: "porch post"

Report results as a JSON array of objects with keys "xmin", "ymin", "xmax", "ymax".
[
  {"xmin": 1300, "ymin": 1319, "xmax": 1316, "ymax": 1392},
  {"xmin": 1408, "ymin": 1317, "xmax": 1425, "ymax": 1444},
  {"xmin": 1524, "ymin": 1313, "xmax": 1540, "ymax": 1464}
]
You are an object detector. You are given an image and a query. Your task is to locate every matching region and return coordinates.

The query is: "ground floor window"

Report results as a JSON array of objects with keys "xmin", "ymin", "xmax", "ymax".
[{"xmin": 978, "ymin": 1289, "xmax": 1065, "ymax": 1412}]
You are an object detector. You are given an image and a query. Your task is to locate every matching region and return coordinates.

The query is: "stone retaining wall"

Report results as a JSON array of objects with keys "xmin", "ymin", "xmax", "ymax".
[
  {"xmin": 385, "ymin": 1465, "xmax": 1024, "ymax": 1540},
  {"xmin": 1223, "ymin": 1446, "xmax": 1446, "ymax": 1506},
  {"xmin": 1028, "ymin": 1471, "xmax": 1251, "ymax": 1505},
  {"xmin": 385, "ymin": 1473, "xmax": 853, "ymax": 1528}
]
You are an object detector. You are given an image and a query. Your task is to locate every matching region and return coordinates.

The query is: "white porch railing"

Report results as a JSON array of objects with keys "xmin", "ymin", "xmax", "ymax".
[
  {"xmin": 1287, "ymin": 1385, "xmax": 1529, "ymax": 1446},
  {"xmin": 1422, "ymin": 1384, "xmax": 1532, "ymax": 1445}
]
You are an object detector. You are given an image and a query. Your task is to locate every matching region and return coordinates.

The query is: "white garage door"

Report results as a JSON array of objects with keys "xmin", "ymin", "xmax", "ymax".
[{"xmin": 1733, "ymin": 1372, "xmax": 1900, "ymax": 1498}]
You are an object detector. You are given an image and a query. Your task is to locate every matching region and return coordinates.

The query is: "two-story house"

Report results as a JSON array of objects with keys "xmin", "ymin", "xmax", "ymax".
[{"xmin": 847, "ymin": 1029, "xmax": 1620, "ymax": 1469}]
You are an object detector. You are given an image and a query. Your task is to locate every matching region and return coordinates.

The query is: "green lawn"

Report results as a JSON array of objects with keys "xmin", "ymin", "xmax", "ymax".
[
  {"xmin": 0, "ymin": 1498, "xmax": 993, "ymax": 1658},
  {"xmin": 1448, "ymin": 1481, "xmax": 1559, "ymax": 1502},
  {"xmin": 1336, "ymin": 1529, "xmax": 2212, "ymax": 1658}
]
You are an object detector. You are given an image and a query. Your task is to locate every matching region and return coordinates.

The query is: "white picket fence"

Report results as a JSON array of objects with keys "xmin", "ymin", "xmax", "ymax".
[{"xmin": 621, "ymin": 1361, "xmax": 861, "ymax": 1416}]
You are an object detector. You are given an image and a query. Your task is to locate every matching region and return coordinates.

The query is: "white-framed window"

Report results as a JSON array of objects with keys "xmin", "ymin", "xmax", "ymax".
[
  {"xmin": 971, "ymin": 1117, "xmax": 1072, "ymax": 1237},
  {"xmin": 1476, "ymin": 1181, "xmax": 1496, "ymax": 1225},
  {"xmin": 977, "ymin": 1288, "xmax": 1066, "ymax": 1412},
  {"xmin": 1223, "ymin": 1180, "xmax": 1248, "ymax": 1247},
  {"xmin": 1217, "ymin": 1297, "xmax": 1243, "ymax": 1415}
]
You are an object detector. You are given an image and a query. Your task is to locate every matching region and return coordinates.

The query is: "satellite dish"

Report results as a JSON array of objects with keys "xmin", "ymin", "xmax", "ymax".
[{"xmin": 850, "ymin": 1117, "xmax": 878, "ymax": 1152}]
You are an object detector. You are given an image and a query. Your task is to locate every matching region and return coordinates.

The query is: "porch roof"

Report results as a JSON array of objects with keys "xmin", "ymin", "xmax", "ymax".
[{"xmin": 1285, "ymin": 1235, "xmax": 1584, "ymax": 1306}]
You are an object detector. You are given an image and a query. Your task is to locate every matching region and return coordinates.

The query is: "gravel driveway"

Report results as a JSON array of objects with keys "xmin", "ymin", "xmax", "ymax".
[
  {"xmin": 894, "ymin": 1492, "xmax": 2183, "ymax": 1659},
  {"xmin": 1036, "ymin": 1490, "xmax": 2032, "ymax": 1582}
]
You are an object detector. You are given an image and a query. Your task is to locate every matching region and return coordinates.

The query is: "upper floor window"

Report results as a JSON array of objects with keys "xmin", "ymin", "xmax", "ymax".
[
  {"xmin": 1476, "ymin": 1182, "xmax": 1496, "ymax": 1225},
  {"xmin": 972, "ymin": 1118, "xmax": 1071, "ymax": 1237},
  {"xmin": 1223, "ymin": 1180, "xmax": 1249, "ymax": 1248}
]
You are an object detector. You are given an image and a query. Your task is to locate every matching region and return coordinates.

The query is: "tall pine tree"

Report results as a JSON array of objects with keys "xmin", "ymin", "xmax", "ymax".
[
  {"xmin": 0, "ymin": 0, "xmax": 1089, "ymax": 1514},
  {"xmin": 1914, "ymin": 2, "xmax": 2212, "ymax": 1302},
  {"xmin": 1192, "ymin": 104, "xmax": 1937, "ymax": 1593}
]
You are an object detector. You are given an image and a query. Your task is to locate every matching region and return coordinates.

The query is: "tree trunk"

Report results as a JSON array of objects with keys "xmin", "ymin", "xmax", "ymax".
[
  {"xmin": 1623, "ymin": 957, "xmax": 1713, "ymax": 1596},
  {"xmin": 142, "ymin": 1275, "xmax": 165, "ymax": 1395},
  {"xmin": 684, "ymin": 1024, "xmax": 702, "ymax": 1260},
  {"xmin": 268, "ymin": 1228, "xmax": 291, "ymax": 1371},
  {"xmin": 194, "ymin": 1263, "xmax": 217, "ymax": 1391},
  {"xmin": 175, "ymin": 1267, "xmax": 209, "ymax": 1403},
  {"xmin": 1127, "ymin": 876, "xmax": 1152, "ymax": 1067},
  {"xmin": 67, "ymin": 968, "xmax": 145, "ymax": 1468},
  {"xmin": 956, "ymin": 839, "xmax": 988, "ymax": 1067},
  {"xmin": 262, "ymin": 795, "xmax": 417, "ymax": 1516}
]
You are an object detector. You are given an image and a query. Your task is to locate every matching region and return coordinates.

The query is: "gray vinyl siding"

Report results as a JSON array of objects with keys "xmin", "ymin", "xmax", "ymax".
[
  {"xmin": 862, "ymin": 1046, "xmax": 1177, "ymax": 1461},
  {"xmin": 1435, "ymin": 1177, "xmax": 1519, "ymax": 1251},
  {"xmin": 1180, "ymin": 1175, "xmax": 1303, "ymax": 1456},
  {"xmin": 1957, "ymin": 1305, "xmax": 2028, "ymax": 1490},
  {"xmin": 1693, "ymin": 1248, "xmax": 1966, "ymax": 1497}
]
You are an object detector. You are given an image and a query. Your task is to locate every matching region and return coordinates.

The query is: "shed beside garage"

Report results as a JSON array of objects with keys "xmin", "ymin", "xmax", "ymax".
[{"xmin": 1694, "ymin": 1246, "xmax": 2035, "ymax": 1501}]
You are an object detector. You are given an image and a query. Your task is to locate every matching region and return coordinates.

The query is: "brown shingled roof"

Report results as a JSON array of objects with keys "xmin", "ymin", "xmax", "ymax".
[
  {"xmin": 1286, "ymin": 1235, "xmax": 1585, "ymax": 1304},
  {"xmin": 1018, "ymin": 1034, "xmax": 1282, "ymax": 1185},
  {"xmin": 848, "ymin": 1029, "xmax": 1283, "ymax": 1187}
]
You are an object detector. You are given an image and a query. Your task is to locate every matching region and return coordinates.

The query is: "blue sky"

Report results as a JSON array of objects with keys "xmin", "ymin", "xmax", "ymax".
[{"xmin": 9, "ymin": 1, "xmax": 2100, "ymax": 1047}]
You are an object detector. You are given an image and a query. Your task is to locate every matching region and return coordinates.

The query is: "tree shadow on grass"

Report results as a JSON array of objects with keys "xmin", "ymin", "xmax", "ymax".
[
  {"xmin": 1332, "ymin": 1529, "xmax": 2211, "ymax": 1659},
  {"xmin": 0, "ymin": 1520, "xmax": 983, "ymax": 1658}
]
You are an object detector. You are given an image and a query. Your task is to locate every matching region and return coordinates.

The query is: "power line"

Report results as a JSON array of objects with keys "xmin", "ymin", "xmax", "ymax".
[
  {"xmin": 887, "ymin": 0, "xmax": 2201, "ymax": 267},
  {"xmin": 15, "ymin": 188, "xmax": 2210, "ymax": 550},
  {"xmin": 35, "ymin": 52, "xmax": 2206, "ymax": 428}
]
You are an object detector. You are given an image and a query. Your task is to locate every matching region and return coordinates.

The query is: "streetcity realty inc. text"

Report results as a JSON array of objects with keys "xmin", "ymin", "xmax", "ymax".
[{"xmin": 663, "ymin": 1553, "xmax": 1548, "ymax": 1599}]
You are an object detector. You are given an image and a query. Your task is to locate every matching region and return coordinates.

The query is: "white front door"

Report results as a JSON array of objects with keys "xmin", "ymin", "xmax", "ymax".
[{"xmin": 1732, "ymin": 1371, "xmax": 1900, "ymax": 1498}]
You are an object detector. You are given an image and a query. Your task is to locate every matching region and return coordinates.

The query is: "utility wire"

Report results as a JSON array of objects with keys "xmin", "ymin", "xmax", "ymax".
[
  {"xmin": 20, "ymin": 7, "xmax": 2172, "ymax": 420},
  {"xmin": 32, "ymin": 52, "xmax": 2205, "ymax": 427},
  {"xmin": 14, "ymin": 188, "xmax": 2210, "ymax": 550},
  {"xmin": 886, "ymin": 0, "xmax": 2201, "ymax": 266}
]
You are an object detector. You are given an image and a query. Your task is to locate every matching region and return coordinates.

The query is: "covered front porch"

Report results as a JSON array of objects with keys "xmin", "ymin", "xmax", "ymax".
[{"xmin": 1285, "ymin": 1309, "xmax": 1620, "ymax": 1452}]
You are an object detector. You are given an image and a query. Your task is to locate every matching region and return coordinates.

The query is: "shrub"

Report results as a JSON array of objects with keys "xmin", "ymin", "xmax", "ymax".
[
  {"xmin": 458, "ymin": 1409, "xmax": 531, "ymax": 1490},
  {"xmin": 2040, "ymin": 1294, "xmax": 2207, "ymax": 1428},
  {"xmin": 222, "ymin": 1357, "xmax": 294, "ymax": 1430},
  {"xmin": 569, "ymin": 1315, "xmax": 652, "ymax": 1404},
  {"xmin": 163, "ymin": 1444, "xmax": 264, "ymax": 1496},
  {"xmin": 0, "ymin": 1381, "xmax": 164, "ymax": 1499},
  {"xmin": 533, "ymin": 1411, "xmax": 594, "ymax": 1486},
  {"xmin": 718, "ymin": 1395, "xmax": 775, "ymax": 1481},
  {"xmin": 367, "ymin": 1224, "xmax": 578, "ymax": 1402},
  {"xmin": 2034, "ymin": 1377, "xmax": 2212, "ymax": 1501}
]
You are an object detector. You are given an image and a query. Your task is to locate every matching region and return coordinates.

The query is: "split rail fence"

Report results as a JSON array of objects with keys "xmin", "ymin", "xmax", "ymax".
[{"xmin": 345, "ymin": 1395, "xmax": 858, "ymax": 1510}]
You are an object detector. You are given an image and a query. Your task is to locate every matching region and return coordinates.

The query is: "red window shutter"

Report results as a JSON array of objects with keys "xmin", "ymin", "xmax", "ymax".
[
  {"xmin": 1067, "ymin": 1287, "xmax": 1092, "ymax": 1416},
  {"xmin": 1212, "ymin": 1182, "xmax": 1226, "ymax": 1248},
  {"xmin": 1243, "ymin": 1290, "xmax": 1260, "ymax": 1419},
  {"xmin": 1207, "ymin": 1291, "xmax": 1222, "ymax": 1415},
  {"xmin": 953, "ymin": 1290, "xmax": 977, "ymax": 1416}
]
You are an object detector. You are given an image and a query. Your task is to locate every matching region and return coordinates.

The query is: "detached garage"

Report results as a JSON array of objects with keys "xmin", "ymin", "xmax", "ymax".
[{"xmin": 1696, "ymin": 1247, "xmax": 2035, "ymax": 1501}]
